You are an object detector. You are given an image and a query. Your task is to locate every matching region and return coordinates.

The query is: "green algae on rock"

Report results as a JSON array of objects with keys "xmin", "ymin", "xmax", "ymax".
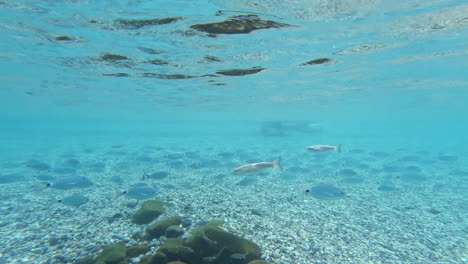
[
  {"xmin": 145, "ymin": 216, "xmax": 182, "ymax": 240},
  {"xmin": 127, "ymin": 245, "xmax": 151, "ymax": 258},
  {"xmin": 132, "ymin": 199, "xmax": 168, "ymax": 225},
  {"xmin": 95, "ymin": 241, "xmax": 126, "ymax": 264},
  {"xmin": 247, "ymin": 260, "xmax": 269, "ymax": 264},
  {"xmin": 182, "ymin": 220, "xmax": 262, "ymax": 264},
  {"xmin": 216, "ymin": 67, "xmax": 264, "ymax": 76},
  {"xmin": 115, "ymin": 17, "xmax": 183, "ymax": 29},
  {"xmin": 137, "ymin": 252, "xmax": 168, "ymax": 264},
  {"xmin": 190, "ymin": 15, "xmax": 292, "ymax": 34},
  {"xmin": 300, "ymin": 58, "xmax": 332, "ymax": 66}
]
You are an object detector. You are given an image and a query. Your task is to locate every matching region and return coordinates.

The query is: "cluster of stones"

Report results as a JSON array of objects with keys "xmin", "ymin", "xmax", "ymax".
[{"xmin": 73, "ymin": 199, "xmax": 269, "ymax": 264}]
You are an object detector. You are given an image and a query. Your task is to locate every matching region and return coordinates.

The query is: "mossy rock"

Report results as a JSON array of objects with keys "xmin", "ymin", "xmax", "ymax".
[
  {"xmin": 145, "ymin": 216, "xmax": 182, "ymax": 239},
  {"xmin": 248, "ymin": 260, "xmax": 269, "ymax": 264},
  {"xmin": 73, "ymin": 256, "xmax": 94, "ymax": 264},
  {"xmin": 183, "ymin": 221, "xmax": 261, "ymax": 264},
  {"xmin": 127, "ymin": 245, "xmax": 151, "ymax": 258},
  {"xmin": 157, "ymin": 238, "xmax": 184, "ymax": 261},
  {"xmin": 132, "ymin": 199, "xmax": 168, "ymax": 225},
  {"xmin": 137, "ymin": 252, "xmax": 167, "ymax": 264},
  {"xmin": 167, "ymin": 262, "xmax": 187, "ymax": 264},
  {"xmin": 95, "ymin": 241, "xmax": 127, "ymax": 264}
]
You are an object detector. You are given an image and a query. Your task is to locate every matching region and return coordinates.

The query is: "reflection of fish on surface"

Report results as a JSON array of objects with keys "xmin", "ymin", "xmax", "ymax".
[
  {"xmin": 306, "ymin": 144, "xmax": 341, "ymax": 153},
  {"xmin": 260, "ymin": 121, "xmax": 322, "ymax": 136},
  {"xmin": 233, "ymin": 158, "xmax": 282, "ymax": 176}
]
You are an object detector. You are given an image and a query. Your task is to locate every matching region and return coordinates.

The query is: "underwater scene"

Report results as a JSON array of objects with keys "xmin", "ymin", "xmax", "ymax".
[{"xmin": 1, "ymin": 0, "xmax": 467, "ymax": 263}]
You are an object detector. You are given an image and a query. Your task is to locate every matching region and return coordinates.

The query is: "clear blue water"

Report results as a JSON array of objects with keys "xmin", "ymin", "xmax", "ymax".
[{"xmin": 0, "ymin": 1, "xmax": 467, "ymax": 263}]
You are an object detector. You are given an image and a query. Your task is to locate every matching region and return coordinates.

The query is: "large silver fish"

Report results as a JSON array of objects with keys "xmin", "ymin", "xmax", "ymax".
[
  {"xmin": 233, "ymin": 158, "xmax": 282, "ymax": 176},
  {"xmin": 306, "ymin": 144, "xmax": 341, "ymax": 153}
]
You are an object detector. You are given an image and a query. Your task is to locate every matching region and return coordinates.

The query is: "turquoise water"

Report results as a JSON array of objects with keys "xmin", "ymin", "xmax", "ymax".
[{"xmin": 1, "ymin": 1, "xmax": 467, "ymax": 263}]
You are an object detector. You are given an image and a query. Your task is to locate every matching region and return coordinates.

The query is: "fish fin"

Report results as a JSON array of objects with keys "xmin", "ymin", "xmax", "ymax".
[
  {"xmin": 273, "ymin": 157, "xmax": 283, "ymax": 171},
  {"xmin": 337, "ymin": 144, "xmax": 342, "ymax": 153}
]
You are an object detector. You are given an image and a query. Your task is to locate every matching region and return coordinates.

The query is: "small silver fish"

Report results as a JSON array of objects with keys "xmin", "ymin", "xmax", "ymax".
[
  {"xmin": 306, "ymin": 144, "xmax": 341, "ymax": 153},
  {"xmin": 233, "ymin": 158, "xmax": 282, "ymax": 176}
]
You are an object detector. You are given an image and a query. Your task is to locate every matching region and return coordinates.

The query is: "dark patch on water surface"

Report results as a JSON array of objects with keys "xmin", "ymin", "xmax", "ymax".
[
  {"xmin": 115, "ymin": 17, "xmax": 182, "ymax": 29},
  {"xmin": 138, "ymin": 47, "xmax": 165, "ymax": 54},
  {"xmin": 143, "ymin": 59, "xmax": 169, "ymax": 66},
  {"xmin": 437, "ymin": 155, "xmax": 458, "ymax": 162},
  {"xmin": 216, "ymin": 67, "xmax": 264, "ymax": 76},
  {"xmin": 26, "ymin": 160, "xmax": 51, "ymax": 171},
  {"xmin": 125, "ymin": 183, "xmax": 158, "ymax": 200},
  {"xmin": 342, "ymin": 176, "xmax": 364, "ymax": 184},
  {"xmin": 190, "ymin": 14, "xmax": 292, "ymax": 34},
  {"xmin": 204, "ymin": 55, "xmax": 223, "ymax": 62},
  {"xmin": 54, "ymin": 35, "xmax": 75, "ymax": 41},
  {"xmin": 103, "ymin": 73, "xmax": 130, "ymax": 77},
  {"xmin": 306, "ymin": 184, "xmax": 345, "ymax": 200},
  {"xmin": 59, "ymin": 194, "xmax": 89, "ymax": 206},
  {"xmin": 138, "ymin": 73, "xmax": 197, "ymax": 79},
  {"xmin": 338, "ymin": 169, "xmax": 358, "ymax": 177},
  {"xmin": 53, "ymin": 167, "xmax": 77, "ymax": 175},
  {"xmin": 50, "ymin": 176, "xmax": 93, "ymax": 190},
  {"xmin": 237, "ymin": 177, "xmax": 257, "ymax": 186},
  {"xmin": 300, "ymin": 58, "xmax": 332, "ymax": 66},
  {"xmin": 147, "ymin": 171, "xmax": 169, "ymax": 180},
  {"xmin": 0, "ymin": 173, "xmax": 25, "ymax": 184}
]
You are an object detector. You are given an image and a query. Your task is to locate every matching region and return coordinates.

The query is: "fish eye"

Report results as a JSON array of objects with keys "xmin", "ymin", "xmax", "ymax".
[
  {"xmin": 122, "ymin": 191, "xmax": 127, "ymax": 194},
  {"xmin": 58, "ymin": 199, "xmax": 62, "ymax": 203},
  {"xmin": 45, "ymin": 183, "xmax": 52, "ymax": 187},
  {"xmin": 305, "ymin": 189, "xmax": 310, "ymax": 193}
]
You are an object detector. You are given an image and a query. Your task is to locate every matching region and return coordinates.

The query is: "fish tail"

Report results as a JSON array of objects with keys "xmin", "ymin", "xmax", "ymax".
[
  {"xmin": 273, "ymin": 157, "xmax": 283, "ymax": 171},
  {"xmin": 337, "ymin": 144, "xmax": 342, "ymax": 153}
]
